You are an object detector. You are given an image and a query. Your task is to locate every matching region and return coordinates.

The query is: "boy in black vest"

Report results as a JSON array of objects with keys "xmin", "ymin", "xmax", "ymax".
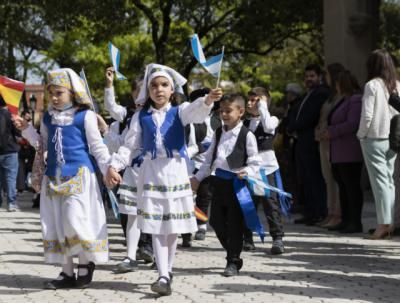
[
  {"xmin": 191, "ymin": 93, "xmax": 261, "ymax": 276},
  {"xmin": 243, "ymin": 87, "xmax": 285, "ymax": 255}
]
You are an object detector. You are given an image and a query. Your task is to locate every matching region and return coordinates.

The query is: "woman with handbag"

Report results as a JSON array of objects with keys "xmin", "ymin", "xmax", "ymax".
[{"xmin": 357, "ymin": 49, "xmax": 400, "ymax": 239}]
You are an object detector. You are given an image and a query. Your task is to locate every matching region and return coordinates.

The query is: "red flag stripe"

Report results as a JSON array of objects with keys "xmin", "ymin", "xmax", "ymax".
[{"xmin": 0, "ymin": 76, "xmax": 25, "ymax": 91}]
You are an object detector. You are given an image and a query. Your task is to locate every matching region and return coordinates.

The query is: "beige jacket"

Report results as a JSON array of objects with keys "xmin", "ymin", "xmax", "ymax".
[{"xmin": 357, "ymin": 78, "xmax": 399, "ymax": 139}]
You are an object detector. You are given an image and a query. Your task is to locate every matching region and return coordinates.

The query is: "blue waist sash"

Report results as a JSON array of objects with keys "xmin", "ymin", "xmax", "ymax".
[
  {"xmin": 246, "ymin": 168, "xmax": 292, "ymax": 217},
  {"xmin": 215, "ymin": 168, "xmax": 265, "ymax": 242}
]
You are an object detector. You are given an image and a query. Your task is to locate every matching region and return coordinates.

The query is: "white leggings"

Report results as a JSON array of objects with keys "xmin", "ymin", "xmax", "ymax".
[{"xmin": 152, "ymin": 234, "xmax": 178, "ymax": 280}]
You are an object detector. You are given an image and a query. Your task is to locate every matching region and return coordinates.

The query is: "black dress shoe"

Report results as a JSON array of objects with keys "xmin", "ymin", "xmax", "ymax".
[
  {"xmin": 151, "ymin": 276, "xmax": 172, "ymax": 296},
  {"xmin": 76, "ymin": 262, "xmax": 95, "ymax": 289},
  {"xmin": 181, "ymin": 233, "xmax": 192, "ymax": 248},
  {"xmin": 44, "ymin": 272, "xmax": 76, "ymax": 289},
  {"xmin": 223, "ymin": 263, "xmax": 239, "ymax": 277}
]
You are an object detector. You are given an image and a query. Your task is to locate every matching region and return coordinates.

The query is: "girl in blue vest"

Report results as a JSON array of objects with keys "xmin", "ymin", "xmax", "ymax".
[
  {"xmin": 15, "ymin": 69, "xmax": 111, "ymax": 289},
  {"xmin": 106, "ymin": 63, "xmax": 222, "ymax": 296}
]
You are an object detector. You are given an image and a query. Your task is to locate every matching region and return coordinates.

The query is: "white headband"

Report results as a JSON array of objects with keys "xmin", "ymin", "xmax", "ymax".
[{"xmin": 136, "ymin": 63, "xmax": 187, "ymax": 105}]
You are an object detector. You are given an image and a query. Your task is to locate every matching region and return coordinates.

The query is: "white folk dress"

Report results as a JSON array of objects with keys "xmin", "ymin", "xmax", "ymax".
[
  {"xmin": 22, "ymin": 108, "xmax": 110, "ymax": 264},
  {"xmin": 110, "ymin": 98, "xmax": 213, "ymax": 235}
]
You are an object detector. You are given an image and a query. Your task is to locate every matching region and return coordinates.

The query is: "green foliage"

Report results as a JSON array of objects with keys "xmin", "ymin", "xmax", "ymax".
[{"xmin": 2, "ymin": 0, "xmax": 326, "ymax": 109}]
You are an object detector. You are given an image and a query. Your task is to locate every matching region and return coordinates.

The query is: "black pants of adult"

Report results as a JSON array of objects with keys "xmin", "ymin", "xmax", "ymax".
[
  {"xmin": 331, "ymin": 162, "xmax": 364, "ymax": 227},
  {"xmin": 243, "ymin": 172, "xmax": 285, "ymax": 242},
  {"xmin": 295, "ymin": 144, "xmax": 327, "ymax": 220},
  {"xmin": 209, "ymin": 176, "xmax": 245, "ymax": 262}
]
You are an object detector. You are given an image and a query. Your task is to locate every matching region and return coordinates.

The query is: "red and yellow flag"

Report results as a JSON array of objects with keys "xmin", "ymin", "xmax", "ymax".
[
  {"xmin": 0, "ymin": 76, "xmax": 25, "ymax": 115},
  {"xmin": 195, "ymin": 206, "xmax": 208, "ymax": 222}
]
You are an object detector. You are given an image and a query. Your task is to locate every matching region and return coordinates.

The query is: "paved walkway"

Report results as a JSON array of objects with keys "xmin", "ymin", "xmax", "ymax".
[{"xmin": 0, "ymin": 191, "xmax": 399, "ymax": 303}]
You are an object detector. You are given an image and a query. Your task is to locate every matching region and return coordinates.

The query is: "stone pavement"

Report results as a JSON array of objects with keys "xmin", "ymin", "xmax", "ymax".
[{"xmin": 0, "ymin": 191, "xmax": 399, "ymax": 303}]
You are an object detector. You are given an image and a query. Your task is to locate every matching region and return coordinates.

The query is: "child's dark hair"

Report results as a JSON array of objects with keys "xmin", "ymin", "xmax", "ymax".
[
  {"xmin": 220, "ymin": 93, "xmax": 246, "ymax": 109},
  {"xmin": 248, "ymin": 86, "xmax": 271, "ymax": 99}
]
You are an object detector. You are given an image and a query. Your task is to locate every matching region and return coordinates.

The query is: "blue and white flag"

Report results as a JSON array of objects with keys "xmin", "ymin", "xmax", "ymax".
[
  {"xmin": 190, "ymin": 34, "xmax": 224, "ymax": 78},
  {"xmin": 245, "ymin": 169, "xmax": 292, "ymax": 217},
  {"xmin": 108, "ymin": 42, "xmax": 127, "ymax": 80}
]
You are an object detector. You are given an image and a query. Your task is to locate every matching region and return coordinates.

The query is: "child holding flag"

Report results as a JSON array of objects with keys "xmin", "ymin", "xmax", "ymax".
[
  {"xmin": 103, "ymin": 67, "xmax": 154, "ymax": 271},
  {"xmin": 192, "ymin": 93, "xmax": 261, "ymax": 277},
  {"xmin": 243, "ymin": 87, "xmax": 286, "ymax": 255},
  {"xmin": 14, "ymin": 68, "xmax": 111, "ymax": 289},
  {"xmin": 105, "ymin": 63, "xmax": 222, "ymax": 296}
]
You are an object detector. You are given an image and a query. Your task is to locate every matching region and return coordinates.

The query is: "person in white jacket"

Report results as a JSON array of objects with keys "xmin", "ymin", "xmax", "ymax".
[{"xmin": 357, "ymin": 49, "xmax": 400, "ymax": 239}]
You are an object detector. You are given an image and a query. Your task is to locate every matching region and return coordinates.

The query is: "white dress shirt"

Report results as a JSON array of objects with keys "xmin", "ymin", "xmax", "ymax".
[
  {"xmin": 247, "ymin": 101, "xmax": 280, "ymax": 175},
  {"xmin": 104, "ymin": 86, "xmax": 127, "ymax": 122},
  {"xmin": 194, "ymin": 121, "xmax": 261, "ymax": 182}
]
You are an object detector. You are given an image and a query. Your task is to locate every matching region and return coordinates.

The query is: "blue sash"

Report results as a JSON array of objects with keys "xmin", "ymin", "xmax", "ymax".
[
  {"xmin": 245, "ymin": 168, "xmax": 292, "ymax": 217},
  {"xmin": 215, "ymin": 168, "xmax": 265, "ymax": 242}
]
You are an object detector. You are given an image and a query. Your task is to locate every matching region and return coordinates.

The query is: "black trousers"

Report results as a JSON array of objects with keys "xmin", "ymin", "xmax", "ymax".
[
  {"xmin": 243, "ymin": 172, "xmax": 284, "ymax": 242},
  {"xmin": 195, "ymin": 176, "xmax": 212, "ymax": 225},
  {"xmin": 331, "ymin": 162, "xmax": 363, "ymax": 227},
  {"xmin": 210, "ymin": 176, "xmax": 244, "ymax": 262},
  {"xmin": 295, "ymin": 144, "xmax": 327, "ymax": 220}
]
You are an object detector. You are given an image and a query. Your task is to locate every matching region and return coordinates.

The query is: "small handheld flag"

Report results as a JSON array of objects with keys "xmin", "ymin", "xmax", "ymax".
[
  {"xmin": 0, "ymin": 76, "xmax": 25, "ymax": 115},
  {"xmin": 107, "ymin": 189, "xmax": 120, "ymax": 219},
  {"xmin": 190, "ymin": 34, "xmax": 224, "ymax": 82},
  {"xmin": 79, "ymin": 69, "xmax": 94, "ymax": 109},
  {"xmin": 108, "ymin": 42, "xmax": 127, "ymax": 80},
  {"xmin": 195, "ymin": 206, "xmax": 208, "ymax": 222},
  {"xmin": 79, "ymin": 68, "xmax": 100, "ymax": 113}
]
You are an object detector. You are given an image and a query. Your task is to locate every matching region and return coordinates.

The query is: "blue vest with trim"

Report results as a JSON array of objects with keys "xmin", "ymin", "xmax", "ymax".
[
  {"xmin": 139, "ymin": 106, "xmax": 186, "ymax": 159},
  {"xmin": 44, "ymin": 110, "xmax": 95, "ymax": 177}
]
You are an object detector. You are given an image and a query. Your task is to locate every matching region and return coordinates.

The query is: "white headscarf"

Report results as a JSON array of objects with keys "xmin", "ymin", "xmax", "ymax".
[
  {"xmin": 136, "ymin": 63, "xmax": 187, "ymax": 105},
  {"xmin": 47, "ymin": 68, "xmax": 91, "ymax": 105}
]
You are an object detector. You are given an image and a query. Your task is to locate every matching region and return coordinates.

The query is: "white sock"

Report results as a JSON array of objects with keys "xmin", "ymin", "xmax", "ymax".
[
  {"xmin": 198, "ymin": 224, "xmax": 207, "ymax": 231},
  {"xmin": 61, "ymin": 256, "xmax": 74, "ymax": 277},
  {"xmin": 152, "ymin": 234, "xmax": 169, "ymax": 279},
  {"xmin": 126, "ymin": 215, "xmax": 141, "ymax": 261},
  {"xmin": 167, "ymin": 234, "xmax": 178, "ymax": 273},
  {"xmin": 78, "ymin": 252, "xmax": 89, "ymax": 276}
]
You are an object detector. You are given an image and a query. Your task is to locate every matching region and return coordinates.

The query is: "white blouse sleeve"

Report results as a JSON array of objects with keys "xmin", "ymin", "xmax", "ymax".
[
  {"xmin": 104, "ymin": 86, "xmax": 127, "ymax": 122},
  {"xmin": 258, "ymin": 101, "xmax": 279, "ymax": 134},
  {"xmin": 84, "ymin": 111, "xmax": 111, "ymax": 175},
  {"xmin": 186, "ymin": 124, "xmax": 199, "ymax": 159},
  {"xmin": 103, "ymin": 121, "xmax": 123, "ymax": 154},
  {"xmin": 179, "ymin": 97, "xmax": 213, "ymax": 126},
  {"xmin": 109, "ymin": 111, "xmax": 142, "ymax": 172}
]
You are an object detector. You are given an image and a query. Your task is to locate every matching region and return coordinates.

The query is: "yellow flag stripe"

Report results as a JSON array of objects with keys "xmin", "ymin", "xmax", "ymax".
[{"xmin": 0, "ymin": 84, "xmax": 23, "ymax": 107}]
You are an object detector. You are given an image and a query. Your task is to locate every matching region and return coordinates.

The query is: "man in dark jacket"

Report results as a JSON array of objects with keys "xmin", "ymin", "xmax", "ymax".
[
  {"xmin": 288, "ymin": 64, "xmax": 330, "ymax": 225},
  {"xmin": 0, "ymin": 94, "xmax": 20, "ymax": 211}
]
